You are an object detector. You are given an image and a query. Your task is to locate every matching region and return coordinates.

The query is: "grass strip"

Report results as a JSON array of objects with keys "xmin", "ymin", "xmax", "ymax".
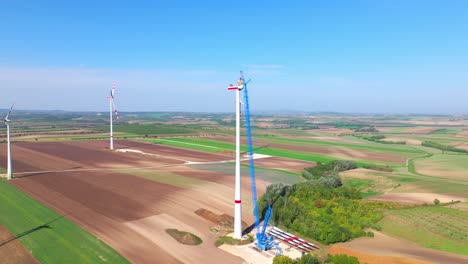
[{"xmin": 0, "ymin": 179, "xmax": 129, "ymax": 263}]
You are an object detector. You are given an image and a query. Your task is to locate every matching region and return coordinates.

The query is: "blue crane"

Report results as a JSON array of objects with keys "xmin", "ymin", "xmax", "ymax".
[{"xmin": 240, "ymin": 72, "xmax": 282, "ymax": 256}]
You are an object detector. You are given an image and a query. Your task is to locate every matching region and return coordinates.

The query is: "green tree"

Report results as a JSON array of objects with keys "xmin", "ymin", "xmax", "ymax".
[
  {"xmin": 273, "ymin": 255, "xmax": 295, "ymax": 264},
  {"xmin": 297, "ymin": 253, "xmax": 320, "ymax": 264},
  {"xmin": 434, "ymin": 198, "xmax": 440, "ymax": 205},
  {"xmin": 328, "ymin": 254, "xmax": 360, "ymax": 264}
]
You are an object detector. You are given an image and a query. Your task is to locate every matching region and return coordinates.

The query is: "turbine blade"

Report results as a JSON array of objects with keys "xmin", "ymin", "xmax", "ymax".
[
  {"xmin": 5, "ymin": 103, "xmax": 14, "ymax": 121},
  {"xmin": 112, "ymin": 99, "xmax": 119, "ymax": 120}
]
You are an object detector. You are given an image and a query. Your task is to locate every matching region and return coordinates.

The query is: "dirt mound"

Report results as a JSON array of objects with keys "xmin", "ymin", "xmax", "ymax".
[
  {"xmin": 328, "ymin": 245, "xmax": 430, "ymax": 264},
  {"xmin": 166, "ymin": 229, "xmax": 202, "ymax": 246},
  {"xmin": 195, "ymin": 208, "xmax": 247, "ymax": 229}
]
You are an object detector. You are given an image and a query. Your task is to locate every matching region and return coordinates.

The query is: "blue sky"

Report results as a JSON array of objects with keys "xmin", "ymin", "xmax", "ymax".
[{"xmin": 1, "ymin": 0, "xmax": 467, "ymax": 114}]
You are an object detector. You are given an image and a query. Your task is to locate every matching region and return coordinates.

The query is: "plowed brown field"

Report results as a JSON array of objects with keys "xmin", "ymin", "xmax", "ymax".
[
  {"xmin": 0, "ymin": 225, "xmax": 39, "ymax": 264},
  {"xmin": 331, "ymin": 231, "xmax": 468, "ymax": 264},
  {"xmin": 0, "ymin": 140, "xmax": 245, "ymax": 264},
  {"xmin": 242, "ymin": 156, "xmax": 314, "ymax": 173}
]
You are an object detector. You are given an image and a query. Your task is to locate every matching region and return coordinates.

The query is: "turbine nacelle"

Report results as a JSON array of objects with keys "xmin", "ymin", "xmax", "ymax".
[{"xmin": 110, "ymin": 83, "xmax": 116, "ymax": 98}]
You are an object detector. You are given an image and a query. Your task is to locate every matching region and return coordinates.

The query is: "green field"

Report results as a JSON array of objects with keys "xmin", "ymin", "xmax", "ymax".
[
  {"xmin": 146, "ymin": 138, "xmax": 341, "ymax": 163},
  {"xmin": 0, "ymin": 179, "xmax": 129, "ymax": 263},
  {"xmin": 429, "ymin": 129, "xmax": 463, "ymax": 135},
  {"xmin": 380, "ymin": 206, "xmax": 468, "ymax": 255},
  {"xmin": 390, "ymin": 174, "xmax": 468, "ymax": 198}
]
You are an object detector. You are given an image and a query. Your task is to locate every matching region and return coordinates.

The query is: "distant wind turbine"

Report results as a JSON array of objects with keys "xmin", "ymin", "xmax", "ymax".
[
  {"xmin": 107, "ymin": 83, "xmax": 119, "ymax": 150},
  {"xmin": 4, "ymin": 104, "xmax": 14, "ymax": 180}
]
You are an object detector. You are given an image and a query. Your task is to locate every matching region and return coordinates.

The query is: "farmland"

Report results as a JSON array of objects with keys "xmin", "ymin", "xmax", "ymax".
[
  {"xmin": 1, "ymin": 112, "xmax": 468, "ymax": 263},
  {"xmin": 146, "ymin": 136, "xmax": 423, "ymax": 166},
  {"xmin": 0, "ymin": 139, "xmax": 275, "ymax": 263},
  {"xmin": 413, "ymin": 154, "xmax": 468, "ymax": 180},
  {"xmin": 0, "ymin": 178, "xmax": 129, "ymax": 263},
  {"xmin": 379, "ymin": 205, "xmax": 468, "ymax": 255}
]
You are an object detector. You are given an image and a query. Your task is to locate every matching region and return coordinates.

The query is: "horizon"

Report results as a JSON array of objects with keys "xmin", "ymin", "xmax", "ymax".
[
  {"xmin": 1, "ymin": 1, "xmax": 468, "ymax": 114},
  {"xmin": 2, "ymin": 108, "xmax": 467, "ymax": 117}
]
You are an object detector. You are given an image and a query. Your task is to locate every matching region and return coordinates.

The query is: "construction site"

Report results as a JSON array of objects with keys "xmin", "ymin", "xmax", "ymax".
[{"xmin": 0, "ymin": 75, "xmax": 322, "ymax": 264}]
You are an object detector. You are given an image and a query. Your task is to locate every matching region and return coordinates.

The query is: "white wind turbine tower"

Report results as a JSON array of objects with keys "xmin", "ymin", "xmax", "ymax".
[
  {"xmin": 4, "ymin": 104, "xmax": 14, "ymax": 180},
  {"xmin": 108, "ymin": 83, "xmax": 119, "ymax": 150},
  {"xmin": 228, "ymin": 78, "xmax": 245, "ymax": 239}
]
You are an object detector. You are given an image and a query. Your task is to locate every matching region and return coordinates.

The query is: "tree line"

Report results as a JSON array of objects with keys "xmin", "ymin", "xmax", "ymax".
[{"xmin": 259, "ymin": 160, "xmax": 387, "ymax": 245}]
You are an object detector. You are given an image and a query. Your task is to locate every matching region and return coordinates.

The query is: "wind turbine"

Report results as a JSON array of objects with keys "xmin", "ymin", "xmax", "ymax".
[
  {"xmin": 227, "ymin": 76, "xmax": 245, "ymax": 239},
  {"xmin": 4, "ymin": 104, "xmax": 14, "ymax": 180},
  {"xmin": 108, "ymin": 83, "xmax": 119, "ymax": 150}
]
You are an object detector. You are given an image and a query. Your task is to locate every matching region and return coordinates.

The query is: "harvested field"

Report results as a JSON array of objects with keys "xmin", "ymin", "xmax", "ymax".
[
  {"xmin": 315, "ymin": 128, "xmax": 354, "ymax": 135},
  {"xmin": 0, "ymin": 140, "xmax": 246, "ymax": 264},
  {"xmin": 414, "ymin": 154, "xmax": 468, "ymax": 180},
  {"xmin": 370, "ymin": 193, "xmax": 466, "ymax": 205},
  {"xmin": 4, "ymin": 141, "xmax": 183, "ymax": 172},
  {"xmin": 0, "ymin": 224, "xmax": 39, "ymax": 264},
  {"xmin": 402, "ymin": 127, "xmax": 438, "ymax": 134},
  {"xmin": 454, "ymin": 142, "xmax": 468, "ymax": 150},
  {"xmin": 334, "ymin": 231, "xmax": 468, "ymax": 264},
  {"xmin": 457, "ymin": 130, "xmax": 468, "ymax": 137},
  {"xmin": 447, "ymin": 202, "xmax": 468, "ymax": 211},
  {"xmin": 328, "ymin": 244, "xmax": 430, "ymax": 264},
  {"xmin": 382, "ymin": 137, "xmax": 422, "ymax": 145}
]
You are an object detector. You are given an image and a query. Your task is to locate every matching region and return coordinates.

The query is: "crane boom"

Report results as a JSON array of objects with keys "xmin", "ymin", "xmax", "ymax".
[{"xmin": 240, "ymin": 72, "xmax": 281, "ymax": 255}]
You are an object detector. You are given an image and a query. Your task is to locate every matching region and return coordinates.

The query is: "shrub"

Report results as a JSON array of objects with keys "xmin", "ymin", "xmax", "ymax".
[
  {"xmin": 273, "ymin": 255, "xmax": 295, "ymax": 264},
  {"xmin": 297, "ymin": 254, "xmax": 320, "ymax": 264},
  {"xmin": 327, "ymin": 254, "xmax": 360, "ymax": 264},
  {"xmin": 422, "ymin": 141, "xmax": 468, "ymax": 154},
  {"xmin": 434, "ymin": 198, "xmax": 440, "ymax": 205}
]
